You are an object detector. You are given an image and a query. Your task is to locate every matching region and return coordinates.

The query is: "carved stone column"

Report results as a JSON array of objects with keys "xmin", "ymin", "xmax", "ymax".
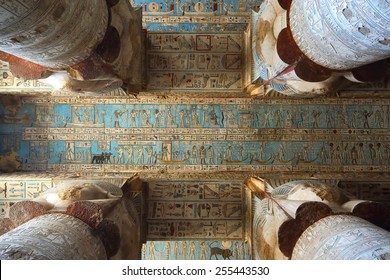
[
  {"xmin": 0, "ymin": 179, "xmax": 143, "ymax": 260},
  {"xmin": 0, "ymin": 213, "xmax": 107, "ymax": 260},
  {"xmin": 0, "ymin": 0, "xmax": 108, "ymax": 68},
  {"xmin": 0, "ymin": 0, "xmax": 145, "ymax": 93},
  {"xmin": 248, "ymin": 178, "xmax": 390, "ymax": 260},
  {"xmin": 289, "ymin": 0, "xmax": 390, "ymax": 70},
  {"xmin": 248, "ymin": 0, "xmax": 389, "ymax": 96},
  {"xmin": 292, "ymin": 215, "xmax": 390, "ymax": 260}
]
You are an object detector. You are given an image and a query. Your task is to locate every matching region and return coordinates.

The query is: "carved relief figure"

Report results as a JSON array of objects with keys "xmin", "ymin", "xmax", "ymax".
[
  {"xmin": 208, "ymin": 146, "xmax": 215, "ymax": 164},
  {"xmin": 113, "ymin": 110, "xmax": 126, "ymax": 128}
]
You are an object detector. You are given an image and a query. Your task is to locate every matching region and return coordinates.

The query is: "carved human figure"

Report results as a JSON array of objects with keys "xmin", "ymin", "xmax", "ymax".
[
  {"xmin": 227, "ymin": 146, "xmax": 233, "ymax": 161},
  {"xmin": 114, "ymin": 110, "xmax": 126, "ymax": 128},
  {"xmin": 142, "ymin": 110, "xmax": 151, "ymax": 127},
  {"xmin": 191, "ymin": 145, "xmax": 198, "ymax": 164},
  {"xmin": 137, "ymin": 146, "xmax": 144, "ymax": 164},
  {"xmin": 65, "ymin": 143, "xmax": 74, "ymax": 161},
  {"xmin": 146, "ymin": 146, "xmax": 155, "ymax": 164},
  {"xmin": 167, "ymin": 106, "xmax": 176, "ymax": 126},
  {"xmin": 264, "ymin": 111, "xmax": 272, "ymax": 128},
  {"xmin": 191, "ymin": 108, "xmax": 200, "ymax": 126},
  {"xmin": 161, "ymin": 146, "xmax": 168, "ymax": 161},
  {"xmin": 115, "ymin": 146, "xmax": 124, "ymax": 164},
  {"xmin": 189, "ymin": 242, "xmax": 196, "ymax": 260},
  {"xmin": 208, "ymin": 146, "xmax": 215, "ymax": 164},
  {"xmin": 154, "ymin": 109, "xmax": 161, "ymax": 128},
  {"xmin": 149, "ymin": 241, "xmax": 156, "ymax": 260},
  {"xmin": 182, "ymin": 242, "xmax": 188, "ymax": 260},
  {"xmin": 127, "ymin": 146, "xmax": 134, "ymax": 164},
  {"xmin": 179, "ymin": 109, "xmax": 187, "ymax": 128},
  {"xmin": 199, "ymin": 242, "xmax": 207, "ymax": 260},
  {"xmin": 199, "ymin": 146, "xmax": 206, "ymax": 165},
  {"xmin": 130, "ymin": 110, "xmax": 138, "ymax": 127},
  {"xmin": 351, "ymin": 146, "xmax": 358, "ymax": 165}
]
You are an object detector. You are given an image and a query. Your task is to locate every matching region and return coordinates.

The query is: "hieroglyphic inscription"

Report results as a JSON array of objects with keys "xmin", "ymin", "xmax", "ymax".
[
  {"xmin": 143, "ymin": 240, "xmax": 250, "ymax": 260},
  {"xmin": 147, "ymin": 33, "xmax": 243, "ymax": 91},
  {"xmin": 147, "ymin": 220, "xmax": 243, "ymax": 240},
  {"xmin": 1, "ymin": 96, "xmax": 390, "ymax": 176},
  {"xmin": 289, "ymin": 0, "xmax": 390, "ymax": 69},
  {"xmin": 147, "ymin": 180, "xmax": 243, "ymax": 239},
  {"xmin": 0, "ymin": 178, "xmax": 52, "ymax": 216},
  {"xmin": 133, "ymin": 0, "xmax": 263, "ymax": 31},
  {"xmin": 0, "ymin": 214, "xmax": 106, "ymax": 259},
  {"xmin": 0, "ymin": 60, "xmax": 51, "ymax": 92},
  {"xmin": 338, "ymin": 181, "xmax": 390, "ymax": 208},
  {"xmin": 292, "ymin": 215, "xmax": 390, "ymax": 260}
]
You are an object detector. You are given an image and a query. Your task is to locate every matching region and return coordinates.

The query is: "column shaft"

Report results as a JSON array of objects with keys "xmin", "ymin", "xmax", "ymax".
[
  {"xmin": 0, "ymin": 213, "xmax": 107, "ymax": 260},
  {"xmin": 292, "ymin": 215, "xmax": 390, "ymax": 260},
  {"xmin": 289, "ymin": 0, "xmax": 390, "ymax": 70},
  {"xmin": 0, "ymin": 0, "xmax": 108, "ymax": 68}
]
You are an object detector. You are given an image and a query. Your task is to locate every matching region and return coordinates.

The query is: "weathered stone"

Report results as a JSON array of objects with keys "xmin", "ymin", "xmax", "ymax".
[
  {"xmin": 0, "ymin": 213, "xmax": 107, "ymax": 260},
  {"xmin": 8, "ymin": 201, "xmax": 46, "ymax": 227},
  {"xmin": 0, "ymin": 218, "xmax": 15, "ymax": 236}
]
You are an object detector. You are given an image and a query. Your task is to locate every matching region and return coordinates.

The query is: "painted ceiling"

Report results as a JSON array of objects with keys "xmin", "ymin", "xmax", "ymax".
[
  {"xmin": 1, "ymin": 0, "xmax": 390, "ymax": 245},
  {"xmin": 131, "ymin": 0, "xmax": 263, "ymax": 32}
]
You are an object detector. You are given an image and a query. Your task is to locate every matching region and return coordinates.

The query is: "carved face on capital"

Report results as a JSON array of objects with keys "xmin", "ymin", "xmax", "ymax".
[{"xmin": 33, "ymin": 180, "xmax": 122, "ymax": 211}]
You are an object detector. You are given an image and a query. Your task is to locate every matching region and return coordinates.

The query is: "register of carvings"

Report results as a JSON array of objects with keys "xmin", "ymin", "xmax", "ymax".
[
  {"xmin": 2, "ymin": 96, "xmax": 390, "ymax": 174},
  {"xmin": 132, "ymin": 0, "xmax": 263, "ymax": 31},
  {"xmin": 146, "ymin": 181, "xmax": 243, "ymax": 240},
  {"xmin": 147, "ymin": 33, "xmax": 243, "ymax": 91}
]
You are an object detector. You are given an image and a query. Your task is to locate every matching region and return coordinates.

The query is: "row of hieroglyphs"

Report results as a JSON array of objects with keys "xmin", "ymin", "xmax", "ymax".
[
  {"xmin": 147, "ymin": 33, "xmax": 243, "ymax": 90},
  {"xmin": 146, "ymin": 180, "xmax": 244, "ymax": 239},
  {"xmin": 4, "ymin": 100, "xmax": 390, "ymax": 129},
  {"xmin": 143, "ymin": 240, "xmax": 250, "ymax": 260},
  {"xmin": 132, "ymin": 0, "xmax": 263, "ymax": 31},
  {"xmin": 3, "ymin": 97, "xmax": 390, "ymax": 172}
]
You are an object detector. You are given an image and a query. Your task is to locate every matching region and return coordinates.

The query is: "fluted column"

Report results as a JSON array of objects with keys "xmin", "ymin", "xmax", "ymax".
[
  {"xmin": 0, "ymin": 0, "xmax": 108, "ymax": 68},
  {"xmin": 289, "ymin": 0, "xmax": 390, "ymax": 70},
  {"xmin": 0, "ymin": 214, "xmax": 107, "ymax": 260}
]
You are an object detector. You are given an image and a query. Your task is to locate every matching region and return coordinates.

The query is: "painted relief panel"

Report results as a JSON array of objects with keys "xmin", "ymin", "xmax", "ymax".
[
  {"xmin": 3, "ymin": 96, "xmax": 390, "ymax": 175},
  {"xmin": 0, "ymin": 60, "xmax": 52, "ymax": 92},
  {"xmin": 147, "ymin": 180, "xmax": 243, "ymax": 239},
  {"xmin": 143, "ymin": 240, "xmax": 250, "ymax": 260},
  {"xmin": 0, "ymin": 60, "xmax": 131, "ymax": 95},
  {"xmin": 338, "ymin": 181, "xmax": 390, "ymax": 208},
  {"xmin": 147, "ymin": 33, "xmax": 243, "ymax": 91},
  {"xmin": 132, "ymin": 0, "xmax": 264, "ymax": 31},
  {"xmin": 342, "ymin": 61, "xmax": 390, "ymax": 93},
  {"xmin": 0, "ymin": 178, "xmax": 52, "ymax": 217}
]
